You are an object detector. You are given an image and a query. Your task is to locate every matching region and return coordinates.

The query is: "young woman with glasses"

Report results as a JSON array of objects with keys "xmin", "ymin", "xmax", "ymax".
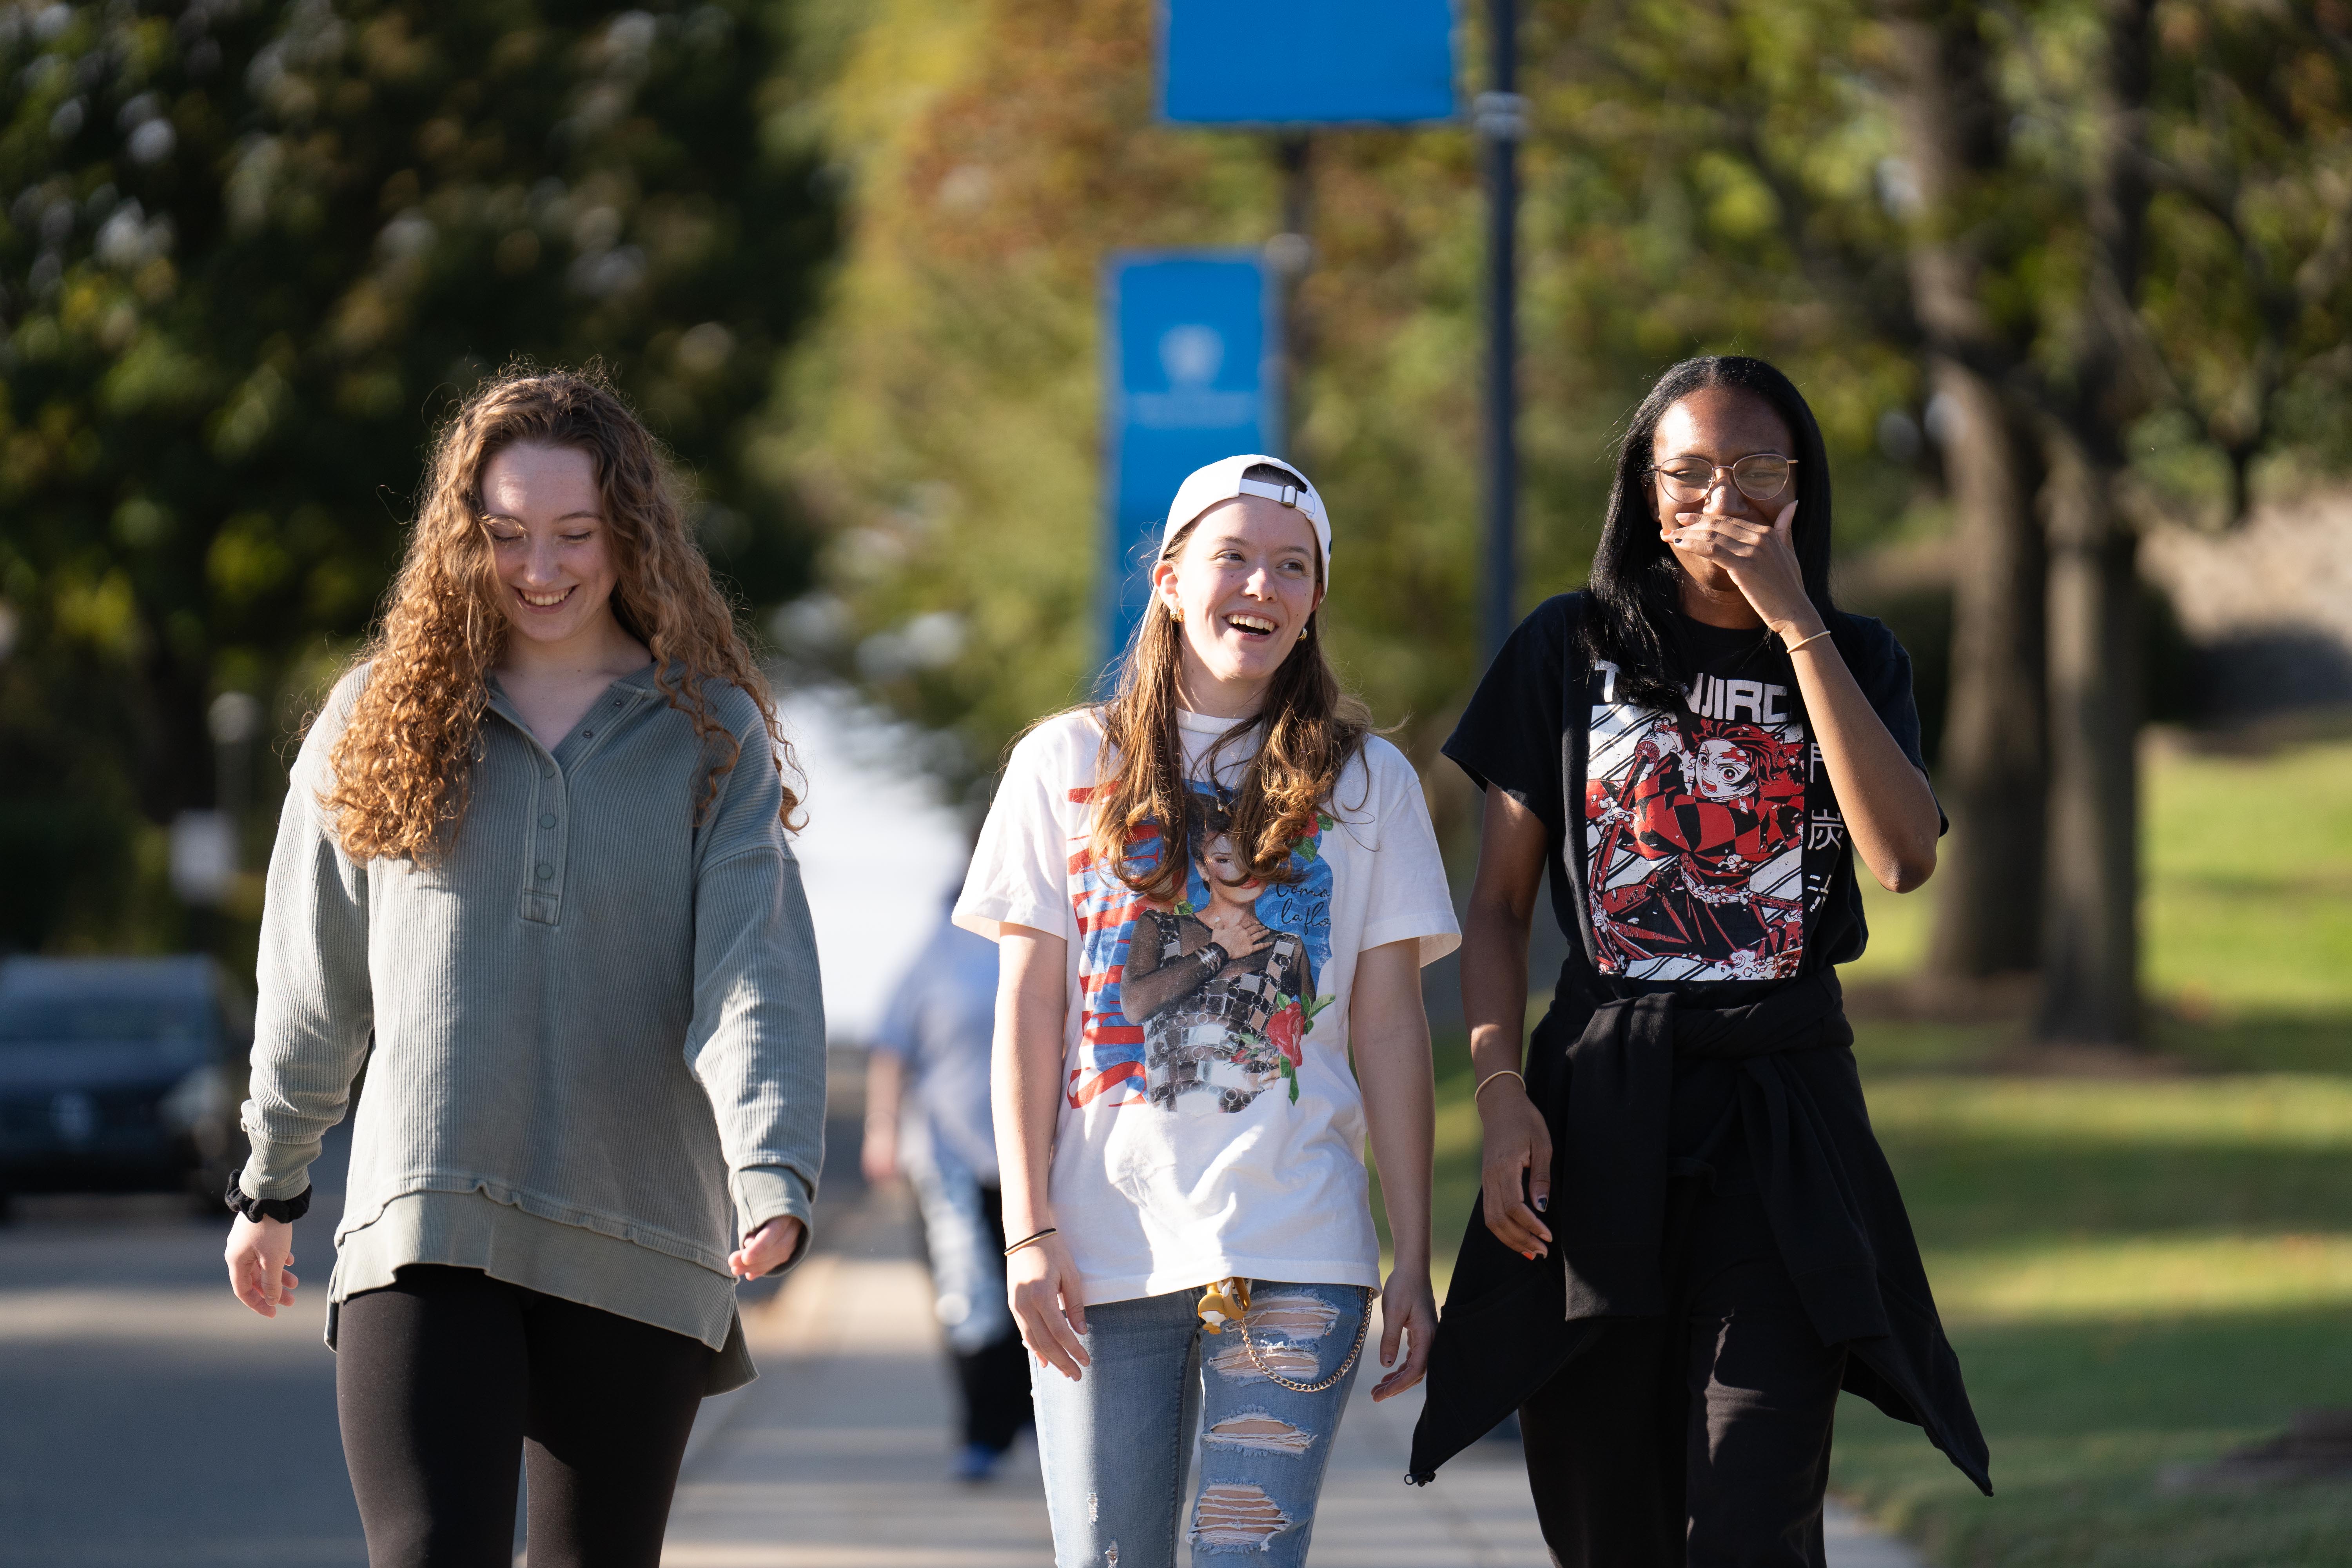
[
  {"xmin": 1409, "ymin": 356, "xmax": 1991, "ymax": 1565},
  {"xmin": 222, "ymin": 368, "xmax": 824, "ymax": 1567},
  {"xmin": 956, "ymin": 456, "xmax": 1458, "ymax": 1567}
]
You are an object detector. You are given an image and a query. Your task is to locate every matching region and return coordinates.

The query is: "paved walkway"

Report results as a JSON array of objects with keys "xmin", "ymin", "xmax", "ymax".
[{"xmin": 660, "ymin": 1190, "xmax": 1921, "ymax": 1568}]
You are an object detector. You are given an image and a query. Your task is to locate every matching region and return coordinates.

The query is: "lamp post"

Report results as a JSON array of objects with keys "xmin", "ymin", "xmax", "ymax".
[
  {"xmin": 1152, "ymin": 0, "xmax": 1461, "ymax": 634},
  {"xmin": 1475, "ymin": 0, "xmax": 1527, "ymax": 664},
  {"xmin": 1268, "ymin": 132, "xmax": 1314, "ymax": 455}
]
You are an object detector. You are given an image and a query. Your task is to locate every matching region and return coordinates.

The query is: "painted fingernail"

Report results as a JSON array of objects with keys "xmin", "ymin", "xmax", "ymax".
[
  {"xmin": 1533, "ymin": 1195, "xmax": 1549, "ymax": 1212},
  {"xmin": 1522, "ymin": 1250, "xmax": 1537, "ymax": 1260}
]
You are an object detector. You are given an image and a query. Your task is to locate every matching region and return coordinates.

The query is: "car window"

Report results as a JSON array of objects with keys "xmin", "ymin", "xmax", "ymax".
[{"xmin": 0, "ymin": 997, "xmax": 214, "ymax": 1047}]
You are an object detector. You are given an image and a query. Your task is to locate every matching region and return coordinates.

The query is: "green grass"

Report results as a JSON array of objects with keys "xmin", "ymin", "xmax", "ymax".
[
  {"xmin": 1835, "ymin": 1311, "xmax": 2352, "ymax": 1567},
  {"xmin": 1847, "ymin": 738, "xmax": 2352, "ymax": 1059},
  {"xmin": 1412, "ymin": 739, "xmax": 2352, "ymax": 1565},
  {"xmin": 1832, "ymin": 1074, "xmax": 2352, "ymax": 1566}
]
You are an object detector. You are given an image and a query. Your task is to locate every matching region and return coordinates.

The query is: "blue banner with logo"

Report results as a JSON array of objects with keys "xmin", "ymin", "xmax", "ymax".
[
  {"xmin": 1160, "ymin": 0, "xmax": 1457, "ymax": 125},
  {"xmin": 1102, "ymin": 252, "xmax": 1279, "ymax": 663}
]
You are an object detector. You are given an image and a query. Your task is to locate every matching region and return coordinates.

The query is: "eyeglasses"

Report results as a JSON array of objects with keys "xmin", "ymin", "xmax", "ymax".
[{"xmin": 1653, "ymin": 454, "xmax": 1797, "ymax": 505}]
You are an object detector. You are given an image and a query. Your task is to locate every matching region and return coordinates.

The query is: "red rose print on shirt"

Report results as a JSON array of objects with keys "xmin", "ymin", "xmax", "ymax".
[{"xmin": 1268, "ymin": 1001, "xmax": 1307, "ymax": 1068}]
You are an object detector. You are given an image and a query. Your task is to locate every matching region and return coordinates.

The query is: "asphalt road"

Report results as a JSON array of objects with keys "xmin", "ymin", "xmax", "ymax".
[
  {"xmin": 0, "ymin": 1126, "xmax": 365, "ymax": 1567},
  {"xmin": 0, "ymin": 1091, "xmax": 860, "ymax": 1568}
]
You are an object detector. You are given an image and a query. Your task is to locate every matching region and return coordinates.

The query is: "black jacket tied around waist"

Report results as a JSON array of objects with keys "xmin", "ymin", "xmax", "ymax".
[{"xmin": 1407, "ymin": 970, "xmax": 1991, "ymax": 1496}]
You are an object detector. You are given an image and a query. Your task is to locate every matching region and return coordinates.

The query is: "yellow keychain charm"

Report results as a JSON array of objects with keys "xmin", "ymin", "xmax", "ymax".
[{"xmin": 1196, "ymin": 1276, "xmax": 1251, "ymax": 1333}]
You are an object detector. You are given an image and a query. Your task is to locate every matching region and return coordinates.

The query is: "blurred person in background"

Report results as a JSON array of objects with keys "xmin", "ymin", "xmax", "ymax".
[
  {"xmin": 220, "ymin": 368, "xmax": 826, "ymax": 1568},
  {"xmin": 958, "ymin": 456, "xmax": 1459, "ymax": 1568},
  {"xmin": 862, "ymin": 890, "xmax": 1035, "ymax": 1482},
  {"xmin": 1412, "ymin": 356, "xmax": 1989, "ymax": 1565}
]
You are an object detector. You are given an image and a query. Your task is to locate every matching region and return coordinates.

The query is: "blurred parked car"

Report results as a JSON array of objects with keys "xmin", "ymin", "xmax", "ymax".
[{"xmin": 0, "ymin": 957, "xmax": 251, "ymax": 1216}]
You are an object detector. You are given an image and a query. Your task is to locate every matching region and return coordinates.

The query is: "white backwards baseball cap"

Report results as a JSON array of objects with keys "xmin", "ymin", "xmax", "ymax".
[{"xmin": 1162, "ymin": 454, "xmax": 1332, "ymax": 582}]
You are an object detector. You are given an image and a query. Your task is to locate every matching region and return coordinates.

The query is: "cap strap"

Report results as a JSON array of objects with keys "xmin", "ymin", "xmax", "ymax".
[{"xmin": 1236, "ymin": 477, "xmax": 1301, "ymax": 508}]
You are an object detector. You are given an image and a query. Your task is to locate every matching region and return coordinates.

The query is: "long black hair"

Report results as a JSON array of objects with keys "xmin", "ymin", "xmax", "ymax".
[{"xmin": 1578, "ymin": 355, "xmax": 1840, "ymax": 711}]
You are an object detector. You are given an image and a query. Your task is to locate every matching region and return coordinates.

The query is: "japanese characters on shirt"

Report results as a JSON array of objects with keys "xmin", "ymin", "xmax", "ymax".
[{"xmin": 1583, "ymin": 658, "xmax": 1846, "ymax": 982}]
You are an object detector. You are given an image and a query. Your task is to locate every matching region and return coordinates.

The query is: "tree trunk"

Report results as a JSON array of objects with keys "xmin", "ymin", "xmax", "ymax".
[
  {"xmin": 2036, "ymin": 437, "xmax": 2140, "ymax": 1044},
  {"xmin": 1878, "ymin": 0, "xmax": 2049, "ymax": 981},
  {"xmin": 1923, "ymin": 361, "xmax": 2047, "ymax": 980},
  {"xmin": 2033, "ymin": 0, "xmax": 2154, "ymax": 1046}
]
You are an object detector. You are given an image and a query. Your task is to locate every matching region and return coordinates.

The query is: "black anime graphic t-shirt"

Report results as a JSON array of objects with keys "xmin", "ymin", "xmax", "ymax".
[{"xmin": 1445, "ymin": 593, "xmax": 1936, "ymax": 1005}]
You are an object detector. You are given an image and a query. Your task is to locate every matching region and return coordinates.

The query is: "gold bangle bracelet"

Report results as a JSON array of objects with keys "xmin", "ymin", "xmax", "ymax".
[
  {"xmin": 1002, "ymin": 1226, "xmax": 1058, "ymax": 1258},
  {"xmin": 1473, "ymin": 1069, "xmax": 1527, "ymax": 1102}
]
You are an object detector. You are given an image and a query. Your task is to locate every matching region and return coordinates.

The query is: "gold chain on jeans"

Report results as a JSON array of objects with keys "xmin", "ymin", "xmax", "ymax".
[{"xmin": 1236, "ymin": 1286, "xmax": 1374, "ymax": 1394}]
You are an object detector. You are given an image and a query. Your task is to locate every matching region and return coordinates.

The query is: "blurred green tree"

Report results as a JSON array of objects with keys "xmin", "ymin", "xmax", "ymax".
[
  {"xmin": 0, "ymin": 0, "xmax": 836, "ymax": 953},
  {"xmin": 784, "ymin": 0, "xmax": 2352, "ymax": 1049},
  {"xmin": 770, "ymin": 0, "xmax": 1929, "ymax": 813},
  {"xmin": 1868, "ymin": 0, "xmax": 2352, "ymax": 1041}
]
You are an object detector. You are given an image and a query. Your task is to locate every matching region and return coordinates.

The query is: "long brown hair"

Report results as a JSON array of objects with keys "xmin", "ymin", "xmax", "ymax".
[
  {"xmin": 1086, "ymin": 464, "xmax": 1370, "ymax": 904},
  {"xmin": 323, "ymin": 365, "xmax": 801, "ymax": 863}
]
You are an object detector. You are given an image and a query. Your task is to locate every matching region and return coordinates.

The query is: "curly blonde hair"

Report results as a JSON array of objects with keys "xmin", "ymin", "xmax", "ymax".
[{"xmin": 323, "ymin": 365, "xmax": 800, "ymax": 863}]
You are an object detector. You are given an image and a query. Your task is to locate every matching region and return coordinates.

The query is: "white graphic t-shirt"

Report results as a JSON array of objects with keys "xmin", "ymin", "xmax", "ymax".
[{"xmin": 954, "ymin": 708, "xmax": 1460, "ymax": 1303}]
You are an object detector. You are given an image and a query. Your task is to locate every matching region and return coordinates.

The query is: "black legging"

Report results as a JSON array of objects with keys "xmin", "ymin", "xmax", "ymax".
[
  {"xmin": 1517, "ymin": 1176, "xmax": 1847, "ymax": 1568},
  {"xmin": 336, "ymin": 1265, "xmax": 714, "ymax": 1568}
]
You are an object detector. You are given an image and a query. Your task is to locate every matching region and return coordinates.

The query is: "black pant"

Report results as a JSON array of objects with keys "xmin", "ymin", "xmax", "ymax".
[
  {"xmin": 1518, "ymin": 1179, "xmax": 1847, "ymax": 1568},
  {"xmin": 336, "ymin": 1265, "xmax": 713, "ymax": 1568},
  {"xmin": 956, "ymin": 1185, "xmax": 1035, "ymax": 1452}
]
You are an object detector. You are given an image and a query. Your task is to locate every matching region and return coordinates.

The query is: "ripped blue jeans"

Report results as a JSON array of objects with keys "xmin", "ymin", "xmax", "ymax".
[{"xmin": 1031, "ymin": 1279, "xmax": 1369, "ymax": 1567}]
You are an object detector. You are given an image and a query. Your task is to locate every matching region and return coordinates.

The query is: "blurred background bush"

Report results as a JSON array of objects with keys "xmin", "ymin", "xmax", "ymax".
[{"xmin": 0, "ymin": 0, "xmax": 836, "ymax": 958}]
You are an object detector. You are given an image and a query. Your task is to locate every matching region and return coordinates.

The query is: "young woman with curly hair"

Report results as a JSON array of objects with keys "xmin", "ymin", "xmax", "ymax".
[
  {"xmin": 1409, "ymin": 357, "xmax": 1990, "ymax": 1565},
  {"xmin": 221, "ymin": 367, "xmax": 826, "ymax": 1568},
  {"xmin": 955, "ymin": 456, "xmax": 1459, "ymax": 1567}
]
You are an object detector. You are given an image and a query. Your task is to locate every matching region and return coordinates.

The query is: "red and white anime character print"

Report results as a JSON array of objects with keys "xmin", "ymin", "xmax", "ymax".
[{"xmin": 1584, "ymin": 698, "xmax": 1812, "ymax": 982}]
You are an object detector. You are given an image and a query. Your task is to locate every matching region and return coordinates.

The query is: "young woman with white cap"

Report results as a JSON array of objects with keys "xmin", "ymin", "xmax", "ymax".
[{"xmin": 954, "ymin": 456, "xmax": 1459, "ymax": 1566}]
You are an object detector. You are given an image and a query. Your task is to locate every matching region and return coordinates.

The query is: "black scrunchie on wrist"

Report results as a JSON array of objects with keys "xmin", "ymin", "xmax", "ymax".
[{"xmin": 223, "ymin": 1171, "xmax": 311, "ymax": 1224}]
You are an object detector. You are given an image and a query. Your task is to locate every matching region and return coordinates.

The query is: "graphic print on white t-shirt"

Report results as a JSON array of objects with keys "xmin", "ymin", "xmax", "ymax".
[
  {"xmin": 953, "ymin": 709, "xmax": 1459, "ymax": 1301},
  {"xmin": 1072, "ymin": 784, "xmax": 1335, "ymax": 1114},
  {"xmin": 1583, "ymin": 659, "xmax": 1844, "ymax": 981}
]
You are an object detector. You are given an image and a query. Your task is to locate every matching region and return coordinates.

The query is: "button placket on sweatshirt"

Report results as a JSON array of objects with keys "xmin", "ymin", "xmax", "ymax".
[
  {"xmin": 500, "ymin": 685, "xmax": 655, "ymax": 927},
  {"xmin": 521, "ymin": 745, "xmax": 567, "ymax": 925}
]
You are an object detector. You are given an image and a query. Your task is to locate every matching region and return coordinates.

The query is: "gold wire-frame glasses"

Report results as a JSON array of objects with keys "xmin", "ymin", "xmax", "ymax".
[{"xmin": 1653, "ymin": 454, "xmax": 1798, "ymax": 504}]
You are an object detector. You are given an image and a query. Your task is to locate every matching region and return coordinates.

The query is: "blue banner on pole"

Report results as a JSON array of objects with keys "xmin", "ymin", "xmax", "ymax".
[
  {"xmin": 1160, "ymin": 0, "xmax": 1457, "ymax": 125},
  {"xmin": 1102, "ymin": 252, "xmax": 1280, "ymax": 665}
]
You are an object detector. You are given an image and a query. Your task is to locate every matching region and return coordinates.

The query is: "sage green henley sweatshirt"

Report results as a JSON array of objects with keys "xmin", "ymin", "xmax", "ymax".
[{"xmin": 237, "ymin": 662, "xmax": 826, "ymax": 1393}]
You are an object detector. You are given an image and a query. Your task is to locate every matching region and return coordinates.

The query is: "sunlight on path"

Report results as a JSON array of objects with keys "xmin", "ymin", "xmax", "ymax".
[{"xmin": 661, "ymin": 1190, "xmax": 1916, "ymax": 1567}]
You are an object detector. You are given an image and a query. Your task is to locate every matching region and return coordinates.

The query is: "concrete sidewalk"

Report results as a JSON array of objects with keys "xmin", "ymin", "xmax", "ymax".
[{"xmin": 660, "ymin": 1191, "xmax": 1918, "ymax": 1568}]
